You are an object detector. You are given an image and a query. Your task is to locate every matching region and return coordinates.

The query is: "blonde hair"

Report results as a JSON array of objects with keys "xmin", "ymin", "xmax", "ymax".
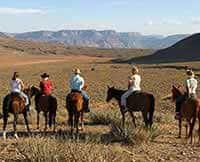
[{"xmin": 132, "ymin": 66, "xmax": 139, "ymax": 74}]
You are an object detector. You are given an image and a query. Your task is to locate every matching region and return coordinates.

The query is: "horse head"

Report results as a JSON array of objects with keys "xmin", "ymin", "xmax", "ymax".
[
  {"xmin": 172, "ymin": 84, "xmax": 184, "ymax": 102},
  {"xmin": 106, "ymin": 85, "xmax": 115, "ymax": 102},
  {"xmin": 30, "ymin": 85, "xmax": 41, "ymax": 97}
]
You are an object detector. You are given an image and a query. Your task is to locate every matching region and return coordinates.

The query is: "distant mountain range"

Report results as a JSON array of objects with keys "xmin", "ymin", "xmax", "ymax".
[
  {"xmin": 2, "ymin": 30, "xmax": 190, "ymax": 49},
  {"xmin": 123, "ymin": 33, "xmax": 200, "ymax": 63}
]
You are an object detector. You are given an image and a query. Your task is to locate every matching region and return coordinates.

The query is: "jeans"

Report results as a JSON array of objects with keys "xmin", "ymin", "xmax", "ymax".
[
  {"xmin": 81, "ymin": 90, "xmax": 89, "ymax": 102},
  {"xmin": 19, "ymin": 91, "xmax": 29, "ymax": 106}
]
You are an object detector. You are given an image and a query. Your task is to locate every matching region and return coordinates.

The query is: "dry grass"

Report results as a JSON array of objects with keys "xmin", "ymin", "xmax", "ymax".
[{"xmin": 0, "ymin": 53, "xmax": 200, "ymax": 161}]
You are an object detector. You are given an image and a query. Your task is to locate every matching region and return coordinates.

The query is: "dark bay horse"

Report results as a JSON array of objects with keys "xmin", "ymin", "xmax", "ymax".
[
  {"xmin": 66, "ymin": 86, "xmax": 87, "ymax": 137},
  {"xmin": 172, "ymin": 85, "xmax": 200, "ymax": 144},
  {"xmin": 2, "ymin": 87, "xmax": 32, "ymax": 139},
  {"xmin": 30, "ymin": 86, "xmax": 57, "ymax": 132},
  {"xmin": 106, "ymin": 86, "xmax": 155, "ymax": 128}
]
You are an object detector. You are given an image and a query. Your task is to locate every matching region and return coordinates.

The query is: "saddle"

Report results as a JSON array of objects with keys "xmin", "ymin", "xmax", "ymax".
[{"xmin": 10, "ymin": 92, "xmax": 25, "ymax": 102}]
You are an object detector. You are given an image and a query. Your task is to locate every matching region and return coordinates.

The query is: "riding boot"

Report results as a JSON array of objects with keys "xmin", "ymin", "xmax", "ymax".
[{"xmin": 84, "ymin": 101, "xmax": 90, "ymax": 113}]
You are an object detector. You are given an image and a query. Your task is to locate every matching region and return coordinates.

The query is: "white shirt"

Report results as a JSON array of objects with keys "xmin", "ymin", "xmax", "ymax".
[
  {"xmin": 70, "ymin": 74, "xmax": 84, "ymax": 91},
  {"xmin": 11, "ymin": 78, "xmax": 22, "ymax": 92},
  {"xmin": 129, "ymin": 74, "xmax": 141, "ymax": 91},
  {"xmin": 185, "ymin": 77, "xmax": 198, "ymax": 95}
]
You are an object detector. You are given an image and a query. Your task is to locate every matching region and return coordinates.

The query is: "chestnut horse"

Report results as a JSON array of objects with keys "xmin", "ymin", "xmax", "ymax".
[
  {"xmin": 172, "ymin": 85, "xmax": 200, "ymax": 144},
  {"xmin": 30, "ymin": 86, "xmax": 57, "ymax": 132},
  {"xmin": 2, "ymin": 87, "xmax": 32, "ymax": 139},
  {"xmin": 106, "ymin": 86, "xmax": 155, "ymax": 128},
  {"xmin": 66, "ymin": 86, "xmax": 87, "ymax": 137}
]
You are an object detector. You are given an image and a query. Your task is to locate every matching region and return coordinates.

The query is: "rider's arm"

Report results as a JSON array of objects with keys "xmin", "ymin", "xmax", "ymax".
[
  {"xmin": 20, "ymin": 79, "xmax": 25, "ymax": 90},
  {"xmin": 80, "ymin": 77, "xmax": 85, "ymax": 89}
]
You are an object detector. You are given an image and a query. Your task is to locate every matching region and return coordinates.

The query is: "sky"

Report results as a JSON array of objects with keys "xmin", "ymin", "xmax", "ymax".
[{"xmin": 0, "ymin": 0, "xmax": 200, "ymax": 35}]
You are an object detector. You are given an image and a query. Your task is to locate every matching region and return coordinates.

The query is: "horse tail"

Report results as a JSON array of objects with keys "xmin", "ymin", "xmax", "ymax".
[
  {"xmin": 2, "ymin": 95, "xmax": 10, "ymax": 117},
  {"xmin": 148, "ymin": 94, "xmax": 155, "ymax": 127}
]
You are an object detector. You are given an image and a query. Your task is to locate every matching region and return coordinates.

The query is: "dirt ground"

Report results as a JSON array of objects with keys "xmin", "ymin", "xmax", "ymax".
[{"xmin": 0, "ymin": 54, "xmax": 200, "ymax": 161}]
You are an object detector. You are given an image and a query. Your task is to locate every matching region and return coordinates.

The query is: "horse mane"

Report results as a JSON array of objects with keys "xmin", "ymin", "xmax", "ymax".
[
  {"xmin": 172, "ymin": 85, "xmax": 185, "ymax": 101},
  {"xmin": 110, "ymin": 87, "xmax": 126, "ymax": 100}
]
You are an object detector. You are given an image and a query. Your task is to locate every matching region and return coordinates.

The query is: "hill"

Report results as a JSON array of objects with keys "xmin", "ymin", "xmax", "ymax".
[
  {"xmin": 117, "ymin": 33, "xmax": 200, "ymax": 64},
  {"xmin": 0, "ymin": 36, "xmax": 153, "ymax": 58},
  {"xmin": 6, "ymin": 30, "xmax": 189, "ymax": 49}
]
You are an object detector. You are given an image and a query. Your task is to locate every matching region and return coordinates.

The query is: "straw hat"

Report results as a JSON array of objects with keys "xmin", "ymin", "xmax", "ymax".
[
  {"xmin": 74, "ymin": 68, "xmax": 81, "ymax": 74},
  {"xmin": 132, "ymin": 66, "xmax": 139, "ymax": 74}
]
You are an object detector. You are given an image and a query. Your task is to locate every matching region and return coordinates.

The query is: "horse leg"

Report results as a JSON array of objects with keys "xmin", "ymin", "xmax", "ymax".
[
  {"xmin": 178, "ymin": 119, "xmax": 182, "ymax": 138},
  {"xmin": 3, "ymin": 114, "xmax": 8, "ymax": 140},
  {"xmin": 44, "ymin": 112, "xmax": 48, "ymax": 132},
  {"xmin": 23, "ymin": 112, "xmax": 30, "ymax": 133},
  {"xmin": 188, "ymin": 116, "xmax": 196, "ymax": 144},
  {"xmin": 70, "ymin": 113, "xmax": 74, "ymax": 136},
  {"xmin": 75, "ymin": 113, "xmax": 80, "ymax": 139},
  {"xmin": 121, "ymin": 110, "xmax": 125, "ymax": 129},
  {"xmin": 53, "ymin": 113, "xmax": 56, "ymax": 132},
  {"xmin": 80, "ymin": 111, "xmax": 84, "ymax": 131},
  {"xmin": 13, "ymin": 114, "xmax": 19, "ymax": 139},
  {"xmin": 142, "ymin": 111, "xmax": 148, "ymax": 127},
  {"xmin": 129, "ymin": 111, "xmax": 136, "ymax": 128},
  {"xmin": 37, "ymin": 111, "xmax": 40, "ymax": 130},
  {"xmin": 185, "ymin": 122, "xmax": 188, "ymax": 138}
]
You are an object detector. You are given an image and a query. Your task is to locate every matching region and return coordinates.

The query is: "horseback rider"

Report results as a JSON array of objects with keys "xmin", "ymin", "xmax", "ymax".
[
  {"xmin": 121, "ymin": 66, "xmax": 141, "ymax": 113},
  {"xmin": 185, "ymin": 70, "xmax": 197, "ymax": 99},
  {"xmin": 39, "ymin": 73, "xmax": 53, "ymax": 96},
  {"xmin": 175, "ymin": 69, "xmax": 198, "ymax": 120},
  {"xmin": 10, "ymin": 72, "xmax": 30, "ymax": 111},
  {"xmin": 69, "ymin": 68, "xmax": 90, "ymax": 112}
]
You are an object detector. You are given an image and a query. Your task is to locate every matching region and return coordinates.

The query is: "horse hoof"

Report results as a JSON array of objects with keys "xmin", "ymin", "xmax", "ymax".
[{"xmin": 14, "ymin": 133, "xmax": 19, "ymax": 139}]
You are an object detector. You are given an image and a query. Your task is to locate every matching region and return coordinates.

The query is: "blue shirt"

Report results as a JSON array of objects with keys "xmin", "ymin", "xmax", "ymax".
[{"xmin": 70, "ymin": 74, "xmax": 84, "ymax": 91}]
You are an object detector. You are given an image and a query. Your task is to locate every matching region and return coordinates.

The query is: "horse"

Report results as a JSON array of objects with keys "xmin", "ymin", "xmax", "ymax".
[
  {"xmin": 171, "ymin": 85, "xmax": 200, "ymax": 144},
  {"xmin": 2, "ymin": 87, "xmax": 32, "ymax": 139},
  {"xmin": 106, "ymin": 86, "xmax": 155, "ymax": 128},
  {"xmin": 66, "ymin": 86, "xmax": 87, "ymax": 137},
  {"xmin": 30, "ymin": 86, "xmax": 57, "ymax": 132}
]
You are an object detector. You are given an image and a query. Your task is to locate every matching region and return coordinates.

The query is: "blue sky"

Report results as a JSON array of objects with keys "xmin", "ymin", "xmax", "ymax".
[{"xmin": 0, "ymin": 0, "xmax": 200, "ymax": 35}]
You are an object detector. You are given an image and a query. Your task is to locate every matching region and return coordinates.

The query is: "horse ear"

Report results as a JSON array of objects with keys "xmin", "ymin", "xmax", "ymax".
[{"xmin": 107, "ymin": 85, "xmax": 110, "ymax": 89}]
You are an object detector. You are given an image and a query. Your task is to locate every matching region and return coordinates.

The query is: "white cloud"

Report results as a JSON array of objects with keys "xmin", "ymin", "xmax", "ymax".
[
  {"xmin": 145, "ymin": 19, "xmax": 182, "ymax": 26},
  {"xmin": 191, "ymin": 17, "xmax": 200, "ymax": 25},
  {"xmin": 0, "ymin": 8, "xmax": 46, "ymax": 15}
]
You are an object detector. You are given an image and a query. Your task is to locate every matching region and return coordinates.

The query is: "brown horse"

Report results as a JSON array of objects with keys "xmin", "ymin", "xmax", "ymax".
[
  {"xmin": 172, "ymin": 85, "xmax": 200, "ymax": 144},
  {"xmin": 30, "ymin": 86, "xmax": 57, "ymax": 132},
  {"xmin": 66, "ymin": 86, "xmax": 87, "ymax": 137},
  {"xmin": 106, "ymin": 86, "xmax": 155, "ymax": 128},
  {"xmin": 2, "ymin": 87, "xmax": 32, "ymax": 139}
]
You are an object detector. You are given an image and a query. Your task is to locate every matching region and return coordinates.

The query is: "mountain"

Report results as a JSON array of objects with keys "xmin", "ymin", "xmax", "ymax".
[
  {"xmin": 124, "ymin": 33, "xmax": 200, "ymax": 63},
  {"xmin": 8, "ymin": 30, "xmax": 189, "ymax": 49},
  {"xmin": 0, "ymin": 36, "xmax": 153, "ymax": 57}
]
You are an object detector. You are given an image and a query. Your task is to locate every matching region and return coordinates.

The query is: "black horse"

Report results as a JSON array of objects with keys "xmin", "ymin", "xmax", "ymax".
[
  {"xmin": 30, "ymin": 86, "xmax": 57, "ymax": 132},
  {"xmin": 106, "ymin": 86, "xmax": 155, "ymax": 128}
]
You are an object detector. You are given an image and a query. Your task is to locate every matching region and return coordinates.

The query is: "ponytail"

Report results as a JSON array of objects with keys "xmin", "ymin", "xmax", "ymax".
[{"xmin": 12, "ymin": 72, "xmax": 19, "ymax": 80}]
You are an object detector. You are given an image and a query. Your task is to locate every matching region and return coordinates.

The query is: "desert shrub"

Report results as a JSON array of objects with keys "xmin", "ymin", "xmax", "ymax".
[
  {"xmin": 110, "ymin": 120, "xmax": 160, "ymax": 145},
  {"xmin": 17, "ymin": 137, "xmax": 132, "ymax": 162},
  {"xmin": 89, "ymin": 108, "xmax": 120, "ymax": 125}
]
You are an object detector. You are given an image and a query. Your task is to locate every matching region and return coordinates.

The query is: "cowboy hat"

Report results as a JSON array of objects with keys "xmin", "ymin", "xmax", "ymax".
[
  {"xmin": 74, "ymin": 68, "xmax": 81, "ymax": 74},
  {"xmin": 41, "ymin": 73, "xmax": 49, "ymax": 78}
]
